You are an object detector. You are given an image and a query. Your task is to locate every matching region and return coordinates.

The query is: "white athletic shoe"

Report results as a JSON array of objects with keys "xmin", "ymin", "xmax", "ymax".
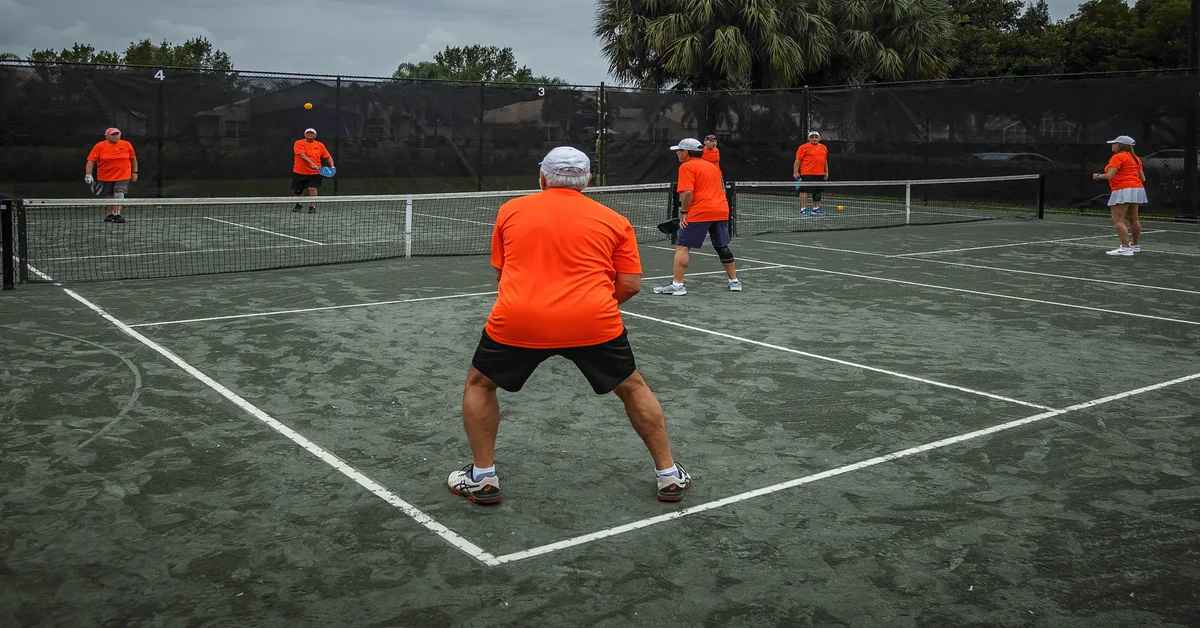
[
  {"xmin": 1129, "ymin": 244, "xmax": 1141, "ymax": 253},
  {"xmin": 447, "ymin": 464, "xmax": 502, "ymax": 505},
  {"xmin": 654, "ymin": 282, "xmax": 687, "ymax": 295},
  {"xmin": 1105, "ymin": 246, "xmax": 1135, "ymax": 256},
  {"xmin": 728, "ymin": 279, "xmax": 743, "ymax": 292},
  {"xmin": 656, "ymin": 464, "xmax": 692, "ymax": 502}
]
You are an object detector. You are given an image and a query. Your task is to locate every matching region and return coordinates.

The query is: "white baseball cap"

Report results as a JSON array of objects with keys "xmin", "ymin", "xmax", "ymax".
[
  {"xmin": 670, "ymin": 138, "xmax": 702, "ymax": 151},
  {"xmin": 304, "ymin": 128, "xmax": 317, "ymax": 136},
  {"xmin": 1106, "ymin": 135, "xmax": 1135, "ymax": 146},
  {"xmin": 807, "ymin": 130, "xmax": 821, "ymax": 138},
  {"xmin": 539, "ymin": 146, "xmax": 591, "ymax": 176}
]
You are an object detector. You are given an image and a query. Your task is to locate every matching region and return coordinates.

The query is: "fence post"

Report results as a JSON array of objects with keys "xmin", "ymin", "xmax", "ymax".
[
  {"xmin": 1186, "ymin": 70, "xmax": 1199, "ymax": 218},
  {"xmin": 477, "ymin": 80, "xmax": 485, "ymax": 192},
  {"xmin": 156, "ymin": 74, "xmax": 165, "ymax": 197},
  {"xmin": 597, "ymin": 82, "xmax": 606, "ymax": 186}
]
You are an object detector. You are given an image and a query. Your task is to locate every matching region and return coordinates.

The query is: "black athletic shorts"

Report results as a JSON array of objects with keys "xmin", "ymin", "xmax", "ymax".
[
  {"xmin": 795, "ymin": 174, "xmax": 826, "ymax": 202},
  {"xmin": 471, "ymin": 329, "xmax": 637, "ymax": 394},
  {"xmin": 291, "ymin": 174, "xmax": 323, "ymax": 194}
]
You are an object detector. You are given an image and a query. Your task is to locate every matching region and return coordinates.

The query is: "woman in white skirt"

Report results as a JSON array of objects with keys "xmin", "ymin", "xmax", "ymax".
[{"xmin": 1092, "ymin": 135, "xmax": 1147, "ymax": 256}]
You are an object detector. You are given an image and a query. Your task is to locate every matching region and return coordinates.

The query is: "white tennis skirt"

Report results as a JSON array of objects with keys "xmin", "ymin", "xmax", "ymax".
[{"xmin": 1108, "ymin": 187, "xmax": 1148, "ymax": 206}]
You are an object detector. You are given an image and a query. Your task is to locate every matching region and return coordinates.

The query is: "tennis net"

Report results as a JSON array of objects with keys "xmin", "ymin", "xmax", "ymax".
[
  {"xmin": 729, "ymin": 175, "xmax": 1043, "ymax": 235},
  {"xmin": 16, "ymin": 183, "xmax": 673, "ymax": 283}
]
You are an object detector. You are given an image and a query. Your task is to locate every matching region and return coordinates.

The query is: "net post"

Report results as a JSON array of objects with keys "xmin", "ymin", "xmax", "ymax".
[
  {"xmin": 904, "ymin": 184, "xmax": 912, "ymax": 225},
  {"xmin": 404, "ymin": 195, "xmax": 413, "ymax": 259},
  {"xmin": 668, "ymin": 185, "xmax": 679, "ymax": 246},
  {"xmin": 726, "ymin": 179, "xmax": 737, "ymax": 238},
  {"xmin": 15, "ymin": 198, "xmax": 27, "ymax": 283},
  {"xmin": 1037, "ymin": 174, "xmax": 1046, "ymax": 220},
  {"xmin": 1, "ymin": 198, "xmax": 13, "ymax": 290}
]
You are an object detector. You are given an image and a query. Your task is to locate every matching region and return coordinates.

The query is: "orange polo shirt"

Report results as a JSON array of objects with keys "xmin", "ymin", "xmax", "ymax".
[
  {"xmin": 702, "ymin": 146, "xmax": 720, "ymax": 168},
  {"xmin": 293, "ymin": 139, "xmax": 331, "ymax": 175},
  {"xmin": 86, "ymin": 140, "xmax": 136, "ymax": 182},
  {"xmin": 794, "ymin": 142, "xmax": 829, "ymax": 175},
  {"xmin": 485, "ymin": 187, "xmax": 642, "ymax": 349},
  {"xmin": 676, "ymin": 158, "xmax": 729, "ymax": 223},
  {"xmin": 1104, "ymin": 152, "xmax": 1144, "ymax": 191}
]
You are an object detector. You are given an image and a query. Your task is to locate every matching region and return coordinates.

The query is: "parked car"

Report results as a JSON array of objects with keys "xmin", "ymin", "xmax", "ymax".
[
  {"xmin": 1141, "ymin": 149, "xmax": 1199, "ymax": 173},
  {"xmin": 970, "ymin": 152, "xmax": 1058, "ymax": 166}
]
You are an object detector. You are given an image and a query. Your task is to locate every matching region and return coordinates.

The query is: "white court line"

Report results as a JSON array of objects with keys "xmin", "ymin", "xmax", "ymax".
[
  {"xmin": 412, "ymin": 212, "xmax": 495, "ymax": 227},
  {"xmin": 622, "ymin": 310, "xmax": 1052, "ymax": 410},
  {"xmin": 1058, "ymin": 241, "xmax": 1200, "ymax": 257},
  {"xmin": 25, "ymin": 261, "xmax": 497, "ymax": 565},
  {"xmin": 204, "ymin": 217, "xmax": 326, "ymax": 246},
  {"xmin": 492, "ymin": 370, "xmax": 1200, "ymax": 565},
  {"xmin": 649, "ymin": 246, "xmax": 1200, "ymax": 326},
  {"xmin": 130, "ymin": 291, "xmax": 500, "ymax": 327},
  {"xmin": 892, "ymin": 232, "xmax": 1154, "ymax": 257},
  {"xmin": 755, "ymin": 239, "xmax": 1200, "ymax": 296},
  {"xmin": 38, "ymin": 239, "xmax": 404, "ymax": 262},
  {"xmin": 1045, "ymin": 218, "xmax": 1200, "ymax": 234},
  {"xmin": 129, "ymin": 266, "xmax": 786, "ymax": 328}
]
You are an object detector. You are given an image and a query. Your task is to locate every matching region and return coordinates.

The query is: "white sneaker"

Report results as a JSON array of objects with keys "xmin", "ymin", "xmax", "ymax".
[
  {"xmin": 1105, "ymin": 246, "xmax": 1134, "ymax": 256},
  {"xmin": 728, "ymin": 279, "xmax": 742, "ymax": 292},
  {"xmin": 653, "ymin": 282, "xmax": 687, "ymax": 295},
  {"xmin": 1129, "ymin": 244, "xmax": 1141, "ymax": 252},
  {"xmin": 656, "ymin": 464, "xmax": 692, "ymax": 502},
  {"xmin": 447, "ymin": 464, "xmax": 502, "ymax": 505}
]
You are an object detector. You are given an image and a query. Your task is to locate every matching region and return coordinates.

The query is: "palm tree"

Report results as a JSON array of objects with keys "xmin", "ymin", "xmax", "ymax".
[{"xmin": 595, "ymin": 0, "xmax": 953, "ymax": 89}]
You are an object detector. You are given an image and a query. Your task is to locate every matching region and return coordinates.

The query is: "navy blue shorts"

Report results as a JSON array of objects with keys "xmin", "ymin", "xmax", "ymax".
[{"xmin": 676, "ymin": 220, "xmax": 730, "ymax": 249}]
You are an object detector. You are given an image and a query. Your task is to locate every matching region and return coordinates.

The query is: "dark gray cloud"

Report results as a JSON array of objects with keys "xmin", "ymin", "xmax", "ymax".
[{"xmin": 1, "ymin": 0, "xmax": 1093, "ymax": 84}]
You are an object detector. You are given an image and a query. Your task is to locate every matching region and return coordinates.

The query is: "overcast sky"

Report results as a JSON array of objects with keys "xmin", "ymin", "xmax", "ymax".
[{"xmin": 2, "ymin": 0, "xmax": 1091, "ymax": 85}]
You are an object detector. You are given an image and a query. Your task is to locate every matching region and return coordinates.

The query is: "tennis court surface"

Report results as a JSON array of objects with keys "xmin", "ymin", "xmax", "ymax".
[{"xmin": 3, "ymin": 192, "xmax": 1198, "ymax": 625}]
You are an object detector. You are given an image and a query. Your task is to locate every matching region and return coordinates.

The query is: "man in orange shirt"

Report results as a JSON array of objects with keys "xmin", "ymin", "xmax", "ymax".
[
  {"xmin": 653, "ymin": 138, "xmax": 741, "ymax": 296},
  {"xmin": 793, "ymin": 130, "xmax": 830, "ymax": 216},
  {"xmin": 84, "ymin": 128, "xmax": 138, "ymax": 223},
  {"xmin": 447, "ymin": 146, "xmax": 691, "ymax": 506},
  {"xmin": 702, "ymin": 133, "xmax": 720, "ymax": 170},
  {"xmin": 292, "ymin": 128, "xmax": 334, "ymax": 213}
]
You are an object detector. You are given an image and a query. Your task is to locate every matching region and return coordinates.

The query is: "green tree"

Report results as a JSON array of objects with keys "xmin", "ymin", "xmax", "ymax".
[
  {"xmin": 1128, "ymin": 0, "xmax": 1190, "ymax": 69},
  {"xmin": 29, "ymin": 43, "xmax": 121, "ymax": 65},
  {"xmin": 27, "ymin": 38, "xmax": 232, "ymax": 69},
  {"xmin": 1058, "ymin": 0, "xmax": 1139, "ymax": 72},
  {"xmin": 393, "ymin": 45, "xmax": 565, "ymax": 84},
  {"xmin": 594, "ymin": 0, "xmax": 954, "ymax": 89},
  {"xmin": 122, "ymin": 37, "xmax": 232, "ymax": 70},
  {"xmin": 947, "ymin": 0, "xmax": 1063, "ymax": 77}
]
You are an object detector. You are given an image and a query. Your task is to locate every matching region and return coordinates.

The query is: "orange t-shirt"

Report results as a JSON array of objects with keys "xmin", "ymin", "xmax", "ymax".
[
  {"xmin": 702, "ymin": 146, "xmax": 720, "ymax": 168},
  {"xmin": 676, "ymin": 158, "xmax": 729, "ymax": 222},
  {"xmin": 293, "ymin": 139, "xmax": 331, "ymax": 175},
  {"xmin": 1105, "ymin": 152, "xmax": 1144, "ymax": 191},
  {"xmin": 485, "ymin": 187, "xmax": 642, "ymax": 349},
  {"xmin": 794, "ymin": 142, "xmax": 829, "ymax": 175},
  {"xmin": 86, "ymin": 140, "xmax": 136, "ymax": 182}
]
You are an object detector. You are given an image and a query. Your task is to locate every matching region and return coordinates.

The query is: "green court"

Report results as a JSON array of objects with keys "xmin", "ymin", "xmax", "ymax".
[{"xmin": 3, "ymin": 212, "xmax": 1199, "ymax": 626}]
